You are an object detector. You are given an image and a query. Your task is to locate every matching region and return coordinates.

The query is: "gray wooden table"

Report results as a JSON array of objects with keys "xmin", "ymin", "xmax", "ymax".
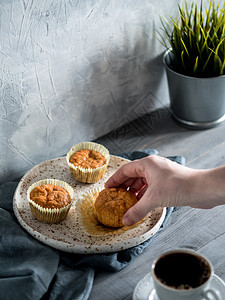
[{"xmin": 91, "ymin": 108, "xmax": 225, "ymax": 300}]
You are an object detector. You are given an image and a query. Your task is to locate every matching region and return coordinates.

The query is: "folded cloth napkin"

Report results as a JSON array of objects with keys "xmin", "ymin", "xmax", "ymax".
[{"xmin": 0, "ymin": 150, "xmax": 185, "ymax": 300}]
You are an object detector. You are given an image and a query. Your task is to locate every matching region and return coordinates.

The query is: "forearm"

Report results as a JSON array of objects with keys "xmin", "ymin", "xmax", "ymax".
[{"xmin": 186, "ymin": 166, "xmax": 225, "ymax": 209}]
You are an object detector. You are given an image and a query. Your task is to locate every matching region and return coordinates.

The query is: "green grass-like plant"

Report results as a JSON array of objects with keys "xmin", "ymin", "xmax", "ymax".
[{"xmin": 159, "ymin": 0, "xmax": 225, "ymax": 77}]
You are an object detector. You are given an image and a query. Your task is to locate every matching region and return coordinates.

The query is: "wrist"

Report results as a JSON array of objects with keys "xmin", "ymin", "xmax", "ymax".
[{"xmin": 188, "ymin": 167, "xmax": 225, "ymax": 209}]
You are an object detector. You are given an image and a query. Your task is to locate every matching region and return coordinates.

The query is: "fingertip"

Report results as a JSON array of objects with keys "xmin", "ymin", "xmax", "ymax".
[
  {"xmin": 104, "ymin": 177, "xmax": 116, "ymax": 189},
  {"xmin": 122, "ymin": 213, "xmax": 135, "ymax": 226},
  {"xmin": 104, "ymin": 181, "xmax": 109, "ymax": 188}
]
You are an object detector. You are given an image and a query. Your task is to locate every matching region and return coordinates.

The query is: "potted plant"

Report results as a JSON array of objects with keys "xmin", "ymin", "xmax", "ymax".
[{"xmin": 159, "ymin": 0, "xmax": 225, "ymax": 129}]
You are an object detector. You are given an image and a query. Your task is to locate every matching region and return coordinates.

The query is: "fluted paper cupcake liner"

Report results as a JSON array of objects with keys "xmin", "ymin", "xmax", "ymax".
[
  {"xmin": 66, "ymin": 142, "xmax": 110, "ymax": 183},
  {"xmin": 27, "ymin": 178, "xmax": 75, "ymax": 223}
]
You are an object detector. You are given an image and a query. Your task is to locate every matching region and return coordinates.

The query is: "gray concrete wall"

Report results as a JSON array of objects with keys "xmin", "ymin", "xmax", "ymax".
[{"xmin": 0, "ymin": 0, "xmax": 186, "ymax": 182}]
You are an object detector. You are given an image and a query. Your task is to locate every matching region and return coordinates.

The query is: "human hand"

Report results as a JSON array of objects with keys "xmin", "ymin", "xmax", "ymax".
[{"xmin": 105, "ymin": 155, "xmax": 200, "ymax": 226}]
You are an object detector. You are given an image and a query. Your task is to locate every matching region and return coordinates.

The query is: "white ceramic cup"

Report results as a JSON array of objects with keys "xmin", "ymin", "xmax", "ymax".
[{"xmin": 151, "ymin": 249, "xmax": 221, "ymax": 300}]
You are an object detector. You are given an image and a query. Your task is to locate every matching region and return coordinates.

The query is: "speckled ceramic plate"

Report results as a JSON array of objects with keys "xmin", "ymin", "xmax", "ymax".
[{"xmin": 13, "ymin": 155, "xmax": 166, "ymax": 254}]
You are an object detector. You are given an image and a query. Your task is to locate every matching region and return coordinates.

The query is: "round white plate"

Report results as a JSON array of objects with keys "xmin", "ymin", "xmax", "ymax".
[
  {"xmin": 13, "ymin": 155, "xmax": 166, "ymax": 254},
  {"xmin": 133, "ymin": 272, "xmax": 225, "ymax": 300}
]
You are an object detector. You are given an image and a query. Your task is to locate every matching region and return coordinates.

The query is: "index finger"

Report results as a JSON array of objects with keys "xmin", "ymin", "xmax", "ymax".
[{"xmin": 105, "ymin": 159, "xmax": 145, "ymax": 188}]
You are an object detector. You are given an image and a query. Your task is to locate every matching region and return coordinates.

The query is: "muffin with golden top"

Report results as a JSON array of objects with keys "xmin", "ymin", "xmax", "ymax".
[
  {"xmin": 94, "ymin": 187, "xmax": 138, "ymax": 227},
  {"xmin": 27, "ymin": 179, "xmax": 75, "ymax": 223},
  {"xmin": 66, "ymin": 142, "xmax": 110, "ymax": 183}
]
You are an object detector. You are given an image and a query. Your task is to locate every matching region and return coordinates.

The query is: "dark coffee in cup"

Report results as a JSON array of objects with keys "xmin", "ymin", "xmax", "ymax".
[{"xmin": 153, "ymin": 252, "xmax": 211, "ymax": 290}]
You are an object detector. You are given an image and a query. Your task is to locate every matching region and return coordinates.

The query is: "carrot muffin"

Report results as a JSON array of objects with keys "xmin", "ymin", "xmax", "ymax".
[
  {"xmin": 69, "ymin": 149, "xmax": 106, "ymax": 169},
  {"xmin": 66, "ymin": 142, "xmax": 110, "ymax": 183},
  {"xmin": 94, "ymin": 188, "xmax": 138, "ymax": 227},
  {"xmin": 76, "ymin": 187, "xmax": 158, "ymax": 236},
  {"xmin": 27, "ymin": 179, "xmax": 75, "ymax": 223}
]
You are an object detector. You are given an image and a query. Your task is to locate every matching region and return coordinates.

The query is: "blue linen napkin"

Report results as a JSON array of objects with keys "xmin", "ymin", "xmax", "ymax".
[{"xmin": 0, "ymin": 150, "xmax": 185, "ymax": 300}]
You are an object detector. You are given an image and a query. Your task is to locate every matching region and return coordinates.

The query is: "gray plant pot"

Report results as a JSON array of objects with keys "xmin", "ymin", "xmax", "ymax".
[{"xmin": 163, "ymin": 49, "xmax": 225, "ymax": 129}]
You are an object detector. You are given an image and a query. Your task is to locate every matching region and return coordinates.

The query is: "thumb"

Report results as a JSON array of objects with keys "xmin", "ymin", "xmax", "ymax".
[{"xmin": 122, "ymin": 191, "xmax": 155, "ymax": 226}]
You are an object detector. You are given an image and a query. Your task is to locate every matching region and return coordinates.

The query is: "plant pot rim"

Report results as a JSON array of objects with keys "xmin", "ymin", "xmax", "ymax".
[{"xmin": 163, "ymin": 48, "xmax": 225, "ymax": 80}]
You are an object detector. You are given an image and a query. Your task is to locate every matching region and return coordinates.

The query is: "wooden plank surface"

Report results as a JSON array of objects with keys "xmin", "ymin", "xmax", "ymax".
[
  {"xmin": 92, "ymin": 109, "xmax": 225, "ymax": 300},
  {"xmin": 95, "ymin": 108, "xmax": 225, "ymax": 169},
  {"xmin": 90, "ymin": 206, "xmax": 225, "ymax": 300}
]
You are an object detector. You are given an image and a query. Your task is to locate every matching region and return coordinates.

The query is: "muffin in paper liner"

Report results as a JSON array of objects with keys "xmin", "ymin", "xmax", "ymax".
[
  {"xmin": 27, "ymin": 178, "xmax": 75, "ymax": 223},
  {"xmin": 76, "ymin": 187, "xmax": 148, "ymax": 236},
  {"xmin": 66, "ymin": 142, "xmax": 110, "ymax": 183}
]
